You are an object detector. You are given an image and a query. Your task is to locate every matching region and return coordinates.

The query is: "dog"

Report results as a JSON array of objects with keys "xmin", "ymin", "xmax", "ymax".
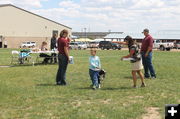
[{"xmin": 98, "ymin": 69, "xmax": 106, "ymax": 84}]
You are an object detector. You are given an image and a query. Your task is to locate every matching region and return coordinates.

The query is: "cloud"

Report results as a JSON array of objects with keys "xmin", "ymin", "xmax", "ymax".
[
  {"xmin": 59, "ymin": 0, "xmax": 80, "ymax": 9},
  {"xmin": 1, "ymin": 0, "xmax": 180, "ymax": 32}
]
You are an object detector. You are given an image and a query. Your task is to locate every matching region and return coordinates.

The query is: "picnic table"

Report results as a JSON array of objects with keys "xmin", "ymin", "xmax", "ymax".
[
  {"xmin": 30, "ymin": 50, "xmax": 59, "ymax": 65},
  {"xmin": 30, "ymin": 50, "xmax": 58, "ymax": 54}
]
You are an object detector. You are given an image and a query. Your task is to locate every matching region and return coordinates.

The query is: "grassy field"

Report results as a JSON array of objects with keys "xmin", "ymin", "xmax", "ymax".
[{"xmin": 0, "ymin": 48, "xmax": 180, "ymax": 119}]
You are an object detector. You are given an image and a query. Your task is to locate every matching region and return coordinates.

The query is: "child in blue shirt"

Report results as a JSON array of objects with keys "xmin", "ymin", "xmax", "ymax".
[{"xmin": 89, "ymin": 49, "xmax": 101, "ymax": 90}]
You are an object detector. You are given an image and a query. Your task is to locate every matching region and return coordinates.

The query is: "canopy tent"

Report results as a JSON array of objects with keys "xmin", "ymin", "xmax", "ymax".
[
  {"xmin": 71, "ymin": 35, "xmax": 78, "ymax": 39},
  {"xmin": 74, "ymin": 38, "xmax": 92, "ymax": 42},
  {"xmin": 104, "ymin": 33, "xmax": 180, "ymax": 40},
  {"xmin": 93, "ymin": 39, "xmax": 104, "ymax": 42}
]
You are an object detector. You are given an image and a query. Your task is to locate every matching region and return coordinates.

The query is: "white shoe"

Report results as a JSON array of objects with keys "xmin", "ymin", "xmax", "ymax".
[{"xmin": 98, "ymin": 84, "xmax": 101, "ymax": 89}]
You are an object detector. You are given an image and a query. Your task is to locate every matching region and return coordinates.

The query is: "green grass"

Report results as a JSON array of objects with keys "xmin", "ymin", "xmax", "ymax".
[{"xmin": 0, "ymin": 49, "xmax": 180, "ymax": 119}]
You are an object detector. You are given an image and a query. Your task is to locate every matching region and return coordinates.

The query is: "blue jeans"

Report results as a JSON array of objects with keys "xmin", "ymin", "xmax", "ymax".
[
  {"xmin": 56, "ymin": 54, "xmax": 68, "ymax": 85},
  {"xmin": 141, "ymin": 52, "xmax": 156, "ymax": 78},
  {"xmin": 89, "ymin": 69, "xmax": 99, "ymax": 87}
]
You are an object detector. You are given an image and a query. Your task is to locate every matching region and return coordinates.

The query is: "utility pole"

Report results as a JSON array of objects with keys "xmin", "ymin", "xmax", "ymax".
[{"xmin": 84, "ymin": 27, "xmax": 87, "ymax": 42}]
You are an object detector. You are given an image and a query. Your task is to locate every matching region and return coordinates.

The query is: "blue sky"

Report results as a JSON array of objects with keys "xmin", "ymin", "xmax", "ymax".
[{"xmin": 0, "ymin": 0, "xmax": 180, "ymax": 33}]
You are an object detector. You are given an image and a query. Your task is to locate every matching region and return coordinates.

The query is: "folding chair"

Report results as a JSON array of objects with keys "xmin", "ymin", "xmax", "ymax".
[
  {"xmin": 11, "ymin": 50, "xmax": 20, "ymax": 64},
  {"xmin": 19, "ymin": 51, "xmax": 31, "ymax": 64}
]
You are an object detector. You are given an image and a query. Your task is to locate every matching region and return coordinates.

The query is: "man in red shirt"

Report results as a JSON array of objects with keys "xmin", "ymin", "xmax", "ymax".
[
  {"xmin": 141, "ymin": 29, "xmax": 156, "ymax": 79},
  {"xmin": 56, "ymin": 29, "xmax": 70, "ymax": 85}
]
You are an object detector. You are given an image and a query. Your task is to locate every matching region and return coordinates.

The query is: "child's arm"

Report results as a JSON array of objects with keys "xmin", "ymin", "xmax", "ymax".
[
  {"xmin": 94, "ymin": 57, "xmax": 101, "ymax": 70},
  {"xmin": 98, "ymin": 57, "xmax": 101, "ymax": 69},
  {"xmin": 89, "ymin": 57, "xmax": 96, "ymax": 68}
]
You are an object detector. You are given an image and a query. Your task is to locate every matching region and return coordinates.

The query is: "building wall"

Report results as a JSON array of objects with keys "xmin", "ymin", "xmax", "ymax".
[
  {"xmin": 4, "ymin": 37, "xmax": 51, "ymax": 48},
  {"xmin": 0, "ymin": 5, "xmax": 71, "ymax": 48}
]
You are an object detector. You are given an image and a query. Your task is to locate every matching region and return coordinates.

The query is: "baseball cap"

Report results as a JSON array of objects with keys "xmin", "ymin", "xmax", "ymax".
[{"xmin": 142, "ymin": 28, "xmax": 149, "ymax": 33}]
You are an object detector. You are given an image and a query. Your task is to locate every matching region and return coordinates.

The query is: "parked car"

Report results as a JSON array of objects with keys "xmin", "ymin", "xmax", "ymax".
[
  {"xmin": 174, "ymin": 42, "xmax": 180, "ymax": 49},
  {"xmin": 69, "ymin": 42, "xmax": 87, "ymax": 50},
  {"xmin": 99, "ymin": 41, "xmax": 121, "ymax": 50},
  {"xmin": 153, "ymin": 40, "xmax": 174, "ymax": 51},
  {"xmin": 88, "ymin": 41, "xmax": 99, "ymax": 48},
  {"xmin": 69, "ymin": 42, "xmax": 79, "ymax": 50},
  {"xmin": 77, "ymin": 42, "xmax": 88, "ymax": 50},
  {"xmin": 111, "ymin": 43, "xmax": 122, "ymax": 50},
  {"xmin": 21, "ymin": 42, "xmax": 36, "ymax": 48}
]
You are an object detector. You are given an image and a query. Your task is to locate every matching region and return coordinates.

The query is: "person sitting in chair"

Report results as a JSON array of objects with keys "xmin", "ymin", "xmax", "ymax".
[{"xmin": 39, "ymin": 41, "xmax": 51, "ymax": 64}]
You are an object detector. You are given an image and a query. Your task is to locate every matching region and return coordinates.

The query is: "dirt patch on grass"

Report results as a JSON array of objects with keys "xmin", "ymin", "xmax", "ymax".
[
  {"xmin": 72, "ymin": 101, "xmax": 82, "ymax": 108},
  {"xmin": 129, "ymin": 96, "xmax": 144, "ymax": 99},
  {"xmin": 100, "ymin": 99, "xmax": 112, "ymax": 104},
  {"xmin": 123, "ymin": 100, "xmax": 138, "ymax": 107},
  {"xmin": 122, "ymin": 96, "xmax": 144, "ymax": 107},
  {"xmin": 141, "ymin": 107, "xmax": 161, "ymax": 119}
]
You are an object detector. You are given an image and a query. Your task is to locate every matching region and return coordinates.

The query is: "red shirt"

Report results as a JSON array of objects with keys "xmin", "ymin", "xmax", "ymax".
[
  {"xmin": 141, "ymin": 35, "xmax": 154, "ymax": 52},
  {"xmin": 57, "ymin": 37, "xmax": 69, "ymax": 55}
]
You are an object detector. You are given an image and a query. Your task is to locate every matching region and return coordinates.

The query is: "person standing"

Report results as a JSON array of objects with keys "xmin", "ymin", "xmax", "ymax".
[
  {"xmin": 141, "ymin": 29, "xmax": 156, "ymax": 79},
  {"xmin": 89, "ymin": 49, "xmax": 101, "ymax": 90},
  {"xmin": 50, "ymin": 33, "xmax": 58, "ymax": 63},
  {"xmin": 121, "ymin": 36, "xmax": 146, "ymax": 88},
  {"xmin": 56, "ymin": 29, "xmax": 70, "ymax": 85}
]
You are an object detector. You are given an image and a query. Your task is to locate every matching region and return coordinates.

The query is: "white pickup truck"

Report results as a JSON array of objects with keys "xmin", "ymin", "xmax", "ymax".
[
  {"xmin": 21, "ymin": 42, "xmax": 36, "ymax": 48},
  {"xmin": 153, "ymin": 40, "xmax": 174, "ymax": 51}
]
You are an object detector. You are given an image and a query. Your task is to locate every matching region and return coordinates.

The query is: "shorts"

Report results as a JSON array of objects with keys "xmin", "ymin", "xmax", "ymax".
[{"xmin": 131, "ymin": 59, "xmax": 143, "ymax": 71}]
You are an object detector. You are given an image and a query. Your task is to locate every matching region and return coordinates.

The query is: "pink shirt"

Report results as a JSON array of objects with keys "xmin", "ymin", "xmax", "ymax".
[
  {"xmin": 141, "ymin": 35, "xmax": 154, "ymax": 52},
  {"xmin": 57, "ymin": 37, "xmax": 69, "ymax": 55}
]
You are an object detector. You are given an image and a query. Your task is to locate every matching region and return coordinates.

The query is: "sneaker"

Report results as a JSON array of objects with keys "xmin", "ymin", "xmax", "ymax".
[
  {"xmin": 92, "ymin": 85, "xmax": 96, "ymax": 90},
  {"xmin": 151, "ymin": 76, "xmax": 156, "ymax": 79},
  {"xmin": 141, "ymin": 83, "xmax": 146, "ymax": 87},
  {"xmin": 132, "ymin": 85, "xmax": 137, "ymax": 88},
  {"xmin": 56, "ymin": 82, "xmax": 62, "ymax": 85},
  {"xmin": 98, "ymin": 84, "xmax": 101, "ymax": 89}
]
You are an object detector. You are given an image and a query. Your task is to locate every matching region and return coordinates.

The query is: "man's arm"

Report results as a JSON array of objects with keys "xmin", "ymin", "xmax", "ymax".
[
  {"xmin": 145, "ymin": 37, "xmax": 153, "ymax": 57},
  {"xmin": 145, "ymin": 47, "xmax": 152, "ymax": 57}
]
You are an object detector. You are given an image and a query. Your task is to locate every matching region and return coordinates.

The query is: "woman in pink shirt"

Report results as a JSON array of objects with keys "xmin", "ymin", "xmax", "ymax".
[{"xmin": 56, "ymin": 29, "xmax": 70, "ymax": 86}]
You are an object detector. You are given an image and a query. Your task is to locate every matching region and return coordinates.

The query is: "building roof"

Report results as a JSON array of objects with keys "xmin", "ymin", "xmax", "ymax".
[
  {"xmin": 0, "ymin": 4, "xmax": 72, "ymax": 29},
  {"xmin": 104, "ymin": 33, "xmax": 180, "ymax": 40}
]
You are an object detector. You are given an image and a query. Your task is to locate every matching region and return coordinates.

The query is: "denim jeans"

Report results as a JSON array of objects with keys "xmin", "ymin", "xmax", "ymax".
[
  {"xmin": 89, "ymin": 69, "xmax": 99, "ymax": 87},
  {"xmin": 141, "ymin": 52, "xmax": 156, "ymax": 78},
  {"xmin": 56, "ymin": 54, "xmax": 68, "ymax": 85},
  {"xmin": 50, "ymin": 53, "xmax": 57, "ymax": 63}
]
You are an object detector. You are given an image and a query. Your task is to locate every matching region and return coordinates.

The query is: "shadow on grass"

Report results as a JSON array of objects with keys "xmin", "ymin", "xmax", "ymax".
[
  {"xmin": 77, "ymin": 86, "xmax": 132, "ymax": 90},
  {"xmin": 123, "ymin": 76, "xmax": 132, "ymax": 79},
  {"xmin": 9, "ymin": 63, "xmax": 58, "ymax": 68},
  {"xmin": 36, "ymin": 84, "xmax": 57, "ymax": 86},
  {"xmin": 101, "ymin": 86, "xmax": 132, "ymax": 90},
  {"xmin": 77, "ymin": 87, "xmax": 92, "ymax": 90}
]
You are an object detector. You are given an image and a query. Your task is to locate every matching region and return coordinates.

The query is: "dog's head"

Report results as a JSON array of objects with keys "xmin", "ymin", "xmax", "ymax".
[{"xmin": 99, "ymin": 69, "xmax": 106, "ymax": 78}]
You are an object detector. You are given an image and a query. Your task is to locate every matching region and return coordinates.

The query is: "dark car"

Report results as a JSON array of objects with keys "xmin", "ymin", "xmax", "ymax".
[{"xmin": 99, "ymin": 41, "xmax": 121, "ymax": 50}]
